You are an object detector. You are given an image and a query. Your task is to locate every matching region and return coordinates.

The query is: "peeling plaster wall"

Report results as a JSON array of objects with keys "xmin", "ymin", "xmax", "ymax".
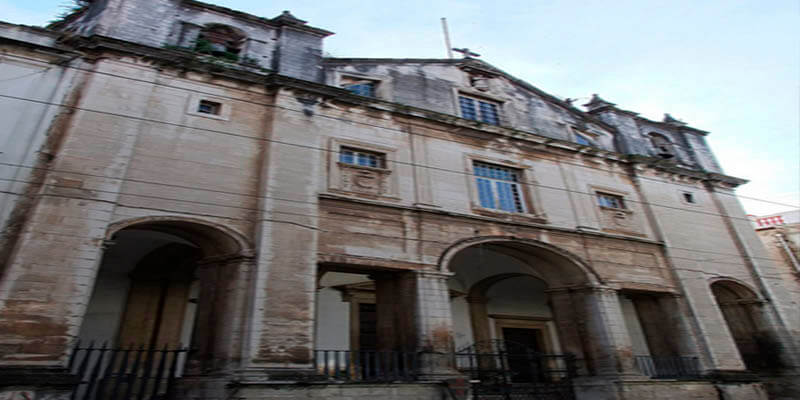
[
  {"xmin": 324, "ymin": 61, "xmax": 618, "ymax": 151},
  {"xmin": 0, "ymin": 25, "xmax": 77, "ymax": 240}
]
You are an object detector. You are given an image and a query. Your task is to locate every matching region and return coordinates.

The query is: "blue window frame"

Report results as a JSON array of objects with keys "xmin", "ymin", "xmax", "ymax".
[
  {"xmin": 344, "ymin": 82, "xmax": 375, "ymax": 97},
  {"xmin": 339, "ymin": 147, "xmax": 385, "ymax": 168},
  {"xmin": 473, "ymin": 162, "xmax": 525, "ymax": 212},
  {"xmin": 574, "ymin": 133, "xmax": 593, "ymax": 146},
  {"xmin": 596, "ymin": 192, "xmax": 625, "ymax": 209},
  {"xmin": 459, "ymin": 95, "xmax": 500, "ymax": 125}
]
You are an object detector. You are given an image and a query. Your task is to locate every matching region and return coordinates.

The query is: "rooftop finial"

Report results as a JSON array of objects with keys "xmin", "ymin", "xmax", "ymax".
[
  {"xmin": 583, "ymin": 93, "xmax": 615, "ymax": 111},
  {"xmin": 663, "ymin": 113, "xmax": 687, "ymax": 125},
  {"xmin": 452, "ymin": 48, "xmax": 480, "ymax": 59}
]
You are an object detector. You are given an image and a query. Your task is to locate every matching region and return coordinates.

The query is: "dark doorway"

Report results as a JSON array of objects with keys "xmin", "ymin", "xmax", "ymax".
[
  {"xmin": 502, "ymin": 328, "xmax": 545, "ymax": 382},
  {"xmin": 358, "ymin": 303, "xmax": 378, "ymax": 351}
]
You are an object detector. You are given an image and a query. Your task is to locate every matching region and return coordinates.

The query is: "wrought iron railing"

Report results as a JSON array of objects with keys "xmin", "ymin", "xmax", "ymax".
[
  {"xmin": 634, "ymin": 355, "xmax": 701, "ymax": 379},
  {"xmin": 455, "ymin": 340, "xmax": 578, "ymax": 400},
  {"xmin": 313, "ymin": 349, "xmax": 419, "ymax": 382},
  {"xmin": 455, "ymin": 340, "xmax": 577, "ymax": 383},
  {"xmin": 69, "ymin": 341, "xmax": 190, "ymax": 400}
]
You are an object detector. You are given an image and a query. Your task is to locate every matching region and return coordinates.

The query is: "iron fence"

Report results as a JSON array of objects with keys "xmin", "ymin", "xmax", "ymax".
[
  {"xmin": 313, "ymin": 349, "xmax": 419, "ymax": 382},
  {"xmin": 634, "ymin": 355, "xmax": 701, "ymax": 379},
  {"xmin": 455, "ymin": 340, "xmax": 577, "ymax": 400},
  {"xmin": 68, "ymin": 341, "xmax": 189, "ymax": 400}
]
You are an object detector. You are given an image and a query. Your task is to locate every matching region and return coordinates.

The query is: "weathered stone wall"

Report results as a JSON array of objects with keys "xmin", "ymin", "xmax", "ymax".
[
  {"xmin": 54, "ymin": 0, "xmax": 327, "ymax": 75},
  {"xmin": 177, "ymin": 381, "xmax": 445, "ymax": 400},
  {"xmin": 0, "ymin": 25, "xmax": 80, "ymax": 262},
  {"xmin": 323, "ymin": 60, "xmax": 619, "ymax": 151}
]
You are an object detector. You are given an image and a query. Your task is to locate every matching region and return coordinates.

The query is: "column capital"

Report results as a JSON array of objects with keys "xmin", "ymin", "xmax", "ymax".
[{"xmin": 415, "ymin": 269, "xmax": 455, "ymax": 279}]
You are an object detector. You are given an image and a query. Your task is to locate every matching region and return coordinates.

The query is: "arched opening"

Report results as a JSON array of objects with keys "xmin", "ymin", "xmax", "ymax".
[
  {"xmin": 649, "ymin": 132, "xmax": 675, "ymax": 159},
  {"xmin": 79, "ymin": 230, "xmax": 200, "ymax": 349},
  {"xmin": 711, "ymin": 280, "xmax": 781, "ymax": 371},
  {"xmin": 446, "ymin": 239, "xmax": 594, "ymax": 386},
  {"xmin": 77, "ymin": 219, "xmax": 250, "ymax": 375},
  {"xmin": 194, "ymin": 24, "xmax": 246, "ymax": 61}
]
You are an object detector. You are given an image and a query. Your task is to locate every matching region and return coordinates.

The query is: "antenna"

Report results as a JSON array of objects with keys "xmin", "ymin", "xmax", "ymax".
[{"xmin": 441, "ymin": 17, "xmax": 453, "ymax": 59}]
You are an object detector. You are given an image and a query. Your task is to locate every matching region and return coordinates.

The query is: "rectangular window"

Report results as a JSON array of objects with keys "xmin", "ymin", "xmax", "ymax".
[
  {"xmin": 344, "ymin": 82, "xmax": 375, "ymax": 97},
  {"xmin": 596, "ymin": 192, "xmax": 626, "ymax": 209},
  {"xmin": 197, "ymin": 100, "xmax": 222, "ymax": 115},
  {"xmin": 339, "ymin": 147, "xmax": 386, "ymax": 168},
  {"xmin": 682, "ymin": 192, "xmax": 696, "ymax": 204},
  {"xmin": 473, "ymin": 161, "xmax": 525, "ymax": 212},
  {"xmin": 459, "ymin": 95, "xmax": 500, "ymax": 125}
]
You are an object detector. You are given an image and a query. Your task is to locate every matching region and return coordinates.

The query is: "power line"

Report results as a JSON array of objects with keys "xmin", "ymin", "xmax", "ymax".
[
  {"xmin": 2, "ymin": 51, "xmax": 796, "ymax": 211},
  {"xmin": 0, "ymin": 91, "xmax": 791, "ymax": 227},
  {"xmin": 0, "ymin": 55, "xmax": 795, "ymax": 268},
  {"xmin": 1, "ymin": 177, "xmax": 794, "ymax": 270}
]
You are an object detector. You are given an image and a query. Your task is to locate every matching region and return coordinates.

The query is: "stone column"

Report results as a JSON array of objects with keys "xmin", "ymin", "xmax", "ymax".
[
  {"xmin": 413, "ymin": 271, "xmax": 461, "ymax": 379},
  {"xmin": 546, "ymin": 288, "xmax": 588, "ymax": 374},
  {"xmin": 242, "ymin": 89, "xmax": 323, "ymax": 376},
  {"xmin": 466, "ymin": 295, "xmax": 491, "ymax": 346},
  {"xmin": 188, "ymin": 255, "xmax": 255, "ymax": 374},
  {"xmin": 572, "ymin": 287, "xmax": 640, "ymax": 376}
]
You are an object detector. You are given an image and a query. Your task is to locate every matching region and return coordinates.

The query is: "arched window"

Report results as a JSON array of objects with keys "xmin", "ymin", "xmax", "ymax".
[
  {"xmin": 649, "ymin": 133, "xmax": 675, "ymax": 159},
  {"xmin": 195, "ymin": 24, "xmax": 246, "ymax": 61}
]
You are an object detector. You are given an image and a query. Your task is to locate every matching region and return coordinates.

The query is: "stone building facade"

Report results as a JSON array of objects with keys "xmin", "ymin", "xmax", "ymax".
[{"xmin": 0, "ymin": 1, "xmax": 797, "ymax": 399}]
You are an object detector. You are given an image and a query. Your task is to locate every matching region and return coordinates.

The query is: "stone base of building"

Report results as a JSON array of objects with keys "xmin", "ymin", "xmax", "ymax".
[
  {"xmin": 0, "ymin": 367, "xmax": 77, "ymax": 400},
  {"xmin": 176, "ymin": 378, "xmax": 446, "ymax": 400},
  {"xmin": 760, "ymin": 372, "xmax": 800, "ymax": 400},
  {"xmin": 573, "ymin": 376, "xmax": 768, "ymax": 400}
]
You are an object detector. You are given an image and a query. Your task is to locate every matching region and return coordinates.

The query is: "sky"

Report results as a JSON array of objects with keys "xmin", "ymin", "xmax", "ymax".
[{"xmin": 2, "ymin": 0, "xmax": 798, "ymax": 216}]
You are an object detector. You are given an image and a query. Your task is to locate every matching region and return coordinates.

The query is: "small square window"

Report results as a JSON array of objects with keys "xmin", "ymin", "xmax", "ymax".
[
  {"xmin": 682, "ymin": 192, "xmax": 696, "ymax": 204},
  {"xmin": 459, "ymin": 95, "xmax": 500, "ymax": 125},
  {"xmin": 596, "ymin": 192, "xmax": 626, "ymax": 209},
  {"xmin": 339, "ymin": 147, "xmax": 386, "ymax": 168},
  {"xmin": 473, "ymin": 161, "xmax": 525, "ymax": 212},
  {"xmin": 197, "ymin": 100, "xmax": 222, "ymax": 115}
]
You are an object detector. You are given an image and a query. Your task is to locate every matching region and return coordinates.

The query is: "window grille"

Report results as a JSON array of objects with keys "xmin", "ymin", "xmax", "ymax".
[
  {"xmin": 459, "ymin": 95, "xmax": 500, "ymax": 125},
  {"xmin": 473, "ymin": 162, "xmax": 525, "ymax": 212},
  {"xmin": 339, "ymin": 147, "xmax": 386, "ymax": 168},
  {"xmin": 344, "ymin": 82, "xmax": 376, "ymax": 97}
]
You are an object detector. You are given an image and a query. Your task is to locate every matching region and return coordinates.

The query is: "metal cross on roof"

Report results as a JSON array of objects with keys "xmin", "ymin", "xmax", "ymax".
[{"xmin": 452, "ymin": 48, "xmax": 480, "ymax": 58}]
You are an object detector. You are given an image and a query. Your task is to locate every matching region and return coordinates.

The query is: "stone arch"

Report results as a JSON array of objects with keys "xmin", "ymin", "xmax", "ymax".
[
  {"xmin": 648, "ymin": 132, "xmax": 676, "ymax": 159},
  {"xmin": 195, "ymin": 23, "xmax": 247, "ymax": 58},
  {"xmin": 438, "ymin": 236, "xmax": 601, "ymax": 287},
  {"xmin": 106, "ymin": 216, "xmax": 253, "ymax": 259},
  {"xmin": 468, "ymin": 273, "xmax": 538, "ymax": 299},
  {"xmin": 81, "ymin": 216, "xmax": 255, "ymax": 373},
  {"xmin": 709, "ymin": 277, "xmax": 761, "ymax": 301},
  {"xmin": 710, "ymin": 278, "xmax": 779, "ymax": 371}
]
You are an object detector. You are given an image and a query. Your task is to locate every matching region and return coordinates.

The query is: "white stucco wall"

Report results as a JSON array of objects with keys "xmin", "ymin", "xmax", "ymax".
[{"xmin": 315, "ymin": 272, "xmax": 372, "ymax": 350}]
